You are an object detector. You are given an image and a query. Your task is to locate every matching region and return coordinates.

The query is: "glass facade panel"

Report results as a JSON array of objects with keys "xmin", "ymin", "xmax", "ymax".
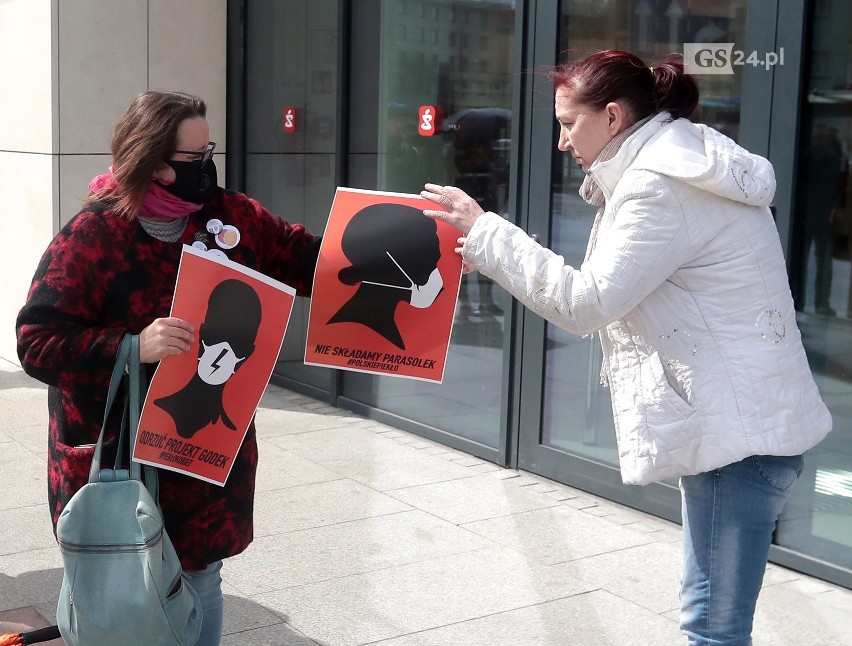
[
  {"xmin": 777, "ymin": 1, "xmax": 852, "ymax": 570},
  {"xmin": 234, "ymin": 0, "xmax": 852, "ymax": 586},
  {"xmin": 245, "ymin": 0, "xmax": 339, "ymax": 391},
  {"xmin": 345, "ymin": 0, "xmax": 515, "ymax": 448},
  {"xmin": 542, "ymin": 0, "xmax": 747, "ymax": 466}
]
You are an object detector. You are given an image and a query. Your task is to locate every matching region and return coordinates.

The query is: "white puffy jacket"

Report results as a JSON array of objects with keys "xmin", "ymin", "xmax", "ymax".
[{"xmin": 463, "ymin": 112, "xmax": 832, "ymax": 485}]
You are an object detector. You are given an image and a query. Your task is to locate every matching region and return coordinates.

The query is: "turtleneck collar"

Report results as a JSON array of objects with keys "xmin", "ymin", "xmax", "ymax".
[{"xmin": 579, "ymin": 114, "xmax": 655, "ymax": 207}]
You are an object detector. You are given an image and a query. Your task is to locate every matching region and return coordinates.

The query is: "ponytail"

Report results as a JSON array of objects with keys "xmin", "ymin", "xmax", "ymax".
[{"xmin": 651, "ymin": 53, "xmax": 699, "ymax": 119}]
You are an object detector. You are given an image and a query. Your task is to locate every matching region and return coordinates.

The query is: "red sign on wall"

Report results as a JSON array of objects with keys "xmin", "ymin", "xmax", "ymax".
[
  {"xmin": 282, "ymin": 107, "xmax": 297, "ymax": 133},
  {"xmin": 418, "ymin": 105, "xmax": 442, "ymax": 136}
]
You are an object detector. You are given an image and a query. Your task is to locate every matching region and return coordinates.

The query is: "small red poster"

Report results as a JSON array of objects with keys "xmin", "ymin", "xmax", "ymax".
[
  {"xmin": 304, "ymin": 187, "xmax": 462, "ymax": 383},
  {"xmin": 133, "ymin": 245, "xmax": 296, "ymax": 485}
]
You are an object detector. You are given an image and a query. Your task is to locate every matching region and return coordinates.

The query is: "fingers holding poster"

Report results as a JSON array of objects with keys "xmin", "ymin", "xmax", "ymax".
[{"xmin": 305, "ymin": 188, "xmax": 462, "ymax": 383}]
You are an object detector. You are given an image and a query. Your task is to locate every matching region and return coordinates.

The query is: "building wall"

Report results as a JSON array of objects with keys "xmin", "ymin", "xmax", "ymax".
[{"xmin": 0, "ymin": 0, "xmax": 227, "ymax": 364}]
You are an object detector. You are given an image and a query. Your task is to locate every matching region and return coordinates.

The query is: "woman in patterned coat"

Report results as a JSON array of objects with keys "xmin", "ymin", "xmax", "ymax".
[{"xmin": 16, "ymin": 91, "xmax": 321, "ymax": 645}]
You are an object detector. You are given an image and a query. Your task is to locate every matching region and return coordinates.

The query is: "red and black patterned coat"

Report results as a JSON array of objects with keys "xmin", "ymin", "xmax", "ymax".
[{"xmin": 16, "ymin": 190, "xmax": 320, "ymax": 570}]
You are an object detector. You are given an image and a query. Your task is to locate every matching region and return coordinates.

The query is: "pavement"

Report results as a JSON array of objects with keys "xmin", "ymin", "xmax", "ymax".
[{"xmin": 1, "ymin": 359, "xmax": 852, "ymax": 646}]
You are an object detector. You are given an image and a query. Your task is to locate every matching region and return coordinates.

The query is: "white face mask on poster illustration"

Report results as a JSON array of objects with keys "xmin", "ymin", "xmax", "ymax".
[
  {"xmin": 361, "ymin": 251, "xmax": 443, "ymax": 309},
  {"xmin": 197, "ymin": 340, "xmax": 246, "ymax": 385}
]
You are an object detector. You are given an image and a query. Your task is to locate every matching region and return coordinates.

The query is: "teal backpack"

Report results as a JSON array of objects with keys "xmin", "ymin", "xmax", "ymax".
[{"xmin": 55, "ymin": 334, "xmax": 203, "ymax": 645}]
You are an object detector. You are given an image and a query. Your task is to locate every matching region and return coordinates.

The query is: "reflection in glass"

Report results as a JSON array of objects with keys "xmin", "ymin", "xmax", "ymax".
[
  {"xmin": 345, "ymin": 0, "xmax": 515, "ymax": 447},
  {"xmin": 245, "ymin": 1, "xmax": 339, "ymax": 391},
  {"xmin": 777, "ymin": 1, "xmax": 852, "ymax": 570},
  {"xmin": 542, "ymin": 1, "xmax": 746, "ymax": 463}
]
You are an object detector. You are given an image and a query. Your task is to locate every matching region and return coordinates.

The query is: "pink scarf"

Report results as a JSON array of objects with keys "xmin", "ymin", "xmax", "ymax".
[{"xmin": 89, "ymin": 168, "xmax": 203, "ymax": 219}]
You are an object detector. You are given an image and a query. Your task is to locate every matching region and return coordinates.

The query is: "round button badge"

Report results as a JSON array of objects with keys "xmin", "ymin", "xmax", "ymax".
[
  {"xmin": 215, "ymin": 225, "xmax": 240, "ymax": 250},
  {"xmin": 206, "ymin": 218, "xmax": 223, "ymax": 235}
]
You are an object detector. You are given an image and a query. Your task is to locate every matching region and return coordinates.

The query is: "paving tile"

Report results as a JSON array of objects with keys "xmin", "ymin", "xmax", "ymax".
[
  {"xmin": 461, "ymin": 504, "xmax": 655, "ymax": 565},
  {"xmin": 221, "ymin": 580, "xmax": 298, "ymax": 639},
  {"xmin": 486, "ymin": 469, "xmax": 530, "ymax": 481},
  {"xmin": 416, "ymin": 446, "xmax": 459, "ymax": 457},
  {"xmin": 377, "ymin": 431, "xmax": 409, "ymax": 439},
  {"xmin": 368, "ymin": 589, "xmax": 682, "ymax": 646},
  {"xmin": 225, "ymin": 510, "xmax": 494, "ymax": 595},
  {"xmin": 267, "ymin": 427, "xmax": 481, "ymax": 492},
  {"xmin": 0, "ymin": 583, "xmax": 30, "ymax": 618},
  {"xmin": 761, "ymin": 563, "xmax": 805, "ymax": 587},
  {"xmin": 221, "ymin": 620, "xmax": 322, "ymax": 645},
  {"xmin": 448, "ymin": 456, "xmax": 486, "ymax": 467},
  {"xmin": 751, "ymin": 580, "xmax": 852, "ymax": 646},
  {"xmin": 0, "ymin": 388, "xmax": 48, "ymax": 431},
  {"xmin": 0, "ymin": 506, "xmax": 57, "ymax": 557},
  {"xmin": 0, "ymin": 450, "xmax": 47, "ymax": 512},
  {"xmin": 513, "ymin": 474, "xmax": 558, "ymax": 488},
  {"xmin": 766, "ymin": 574, "xmax": 852, "ymax": 613},
  {"xmin": 627, "ymin": 517, "xmax": 682, "ymax": 537},
  {"xmin": 562, "ymin": 540, "xmax": 683, "ymax": 615},
  {"xmin": 394, "ymin": 439, "xmax": 435, "ymax": 450},
  {"xmin": 254, "ymin": 407, "xmax": 355, "ymax": 437},
  {"xmin": 258, "ymin": 389, "xmax": 314, "ymax": 410},
  {"xmin": 0, "ymin": 441, "xmax": 43, "ymax": 468},
  {"xmin": 252, "ymin": 479, "xmax": 412, "ymax": 537},
  {"xmin": 0, "ymin": 546, "xmax": 64, "ymax": 611},
  {"xmin": 420, "ymin": 446, "xmax": 470, "ymax": 460},
  {"xmin": 314, "ymin": 450, "xmax": 477, "ymax": 492},
  {"xmin": 253, "ymin": 548, "xmax": 596, "ymax": 646},
  {"xmin": 560, "ymin": 494, "xmax": 608, "ymax": 510},
  {"xmin": 469, "ymin": 462, "xmax": 504, "ymax": 473},
  {"xmin": 264, "ymin": 426, "xmax": 408, "ymax": 462},
  {"xmin": 254, "ymin": 441, "xmax": 343, "ymax": 492},
  {"xmin": 2, "ymin": 423, "xmax": 49, "ymax": 459},
  {"xmin": 388, "ymin": 474, "xmax": 561, "ymax": 524},
  {"xmin": 524, "ymin": 482, "xmax": 561, "ymax": 495}
]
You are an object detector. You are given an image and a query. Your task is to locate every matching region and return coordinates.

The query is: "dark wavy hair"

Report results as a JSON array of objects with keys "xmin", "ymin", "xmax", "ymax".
[
  {"xmin": 549, "ymin": 50, "xmax": 700, "ymax": 122},
  {"xmin": 85, "ymin": 91, "xmax": 207, "ymax": 219}
]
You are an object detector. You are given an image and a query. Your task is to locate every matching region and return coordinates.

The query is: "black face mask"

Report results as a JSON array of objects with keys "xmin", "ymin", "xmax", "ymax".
[{"xmin": 157, "ymin": 158, "xmax": 220, "ymax": 204}]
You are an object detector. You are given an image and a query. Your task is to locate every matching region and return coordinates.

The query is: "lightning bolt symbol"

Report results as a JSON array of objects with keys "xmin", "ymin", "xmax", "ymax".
[{"xmin": 210, "ymin": 347, "xmax": 228, "ymax": 374}]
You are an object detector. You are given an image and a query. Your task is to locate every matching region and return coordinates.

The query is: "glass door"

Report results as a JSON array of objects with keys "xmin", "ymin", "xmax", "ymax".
[
  {"xmin": 241, "ymin": 0, "xmax": 341, "ymax": 396},
  {"xmin": 516, "ymin": 0, "xmax": 852, "ymax": 589},
  {"xmin": 773, "ymin": 0, "xmax": 852, "ymax": 585},
  {"xmin": 342, "ymin": 0, "xmax": 517, "ymax": 457}
]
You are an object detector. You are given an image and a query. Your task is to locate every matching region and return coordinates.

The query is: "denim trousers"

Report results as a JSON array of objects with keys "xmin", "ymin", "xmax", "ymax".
[
  {"xmin": 679, "ymin": 454, "xmax": 804, "ymax": 646},
  {"xmin": 185, "ymin": 560, "xmax": 224, "ymax": 646}
]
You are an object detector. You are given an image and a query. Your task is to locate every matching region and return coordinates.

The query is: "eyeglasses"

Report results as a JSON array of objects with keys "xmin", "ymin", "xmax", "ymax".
[{"xmin": 173, "ymin": 141, "xmax": 216, "ymax": 164}]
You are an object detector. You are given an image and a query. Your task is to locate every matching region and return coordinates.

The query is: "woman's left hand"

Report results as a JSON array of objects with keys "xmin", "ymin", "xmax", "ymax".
[{"xmin": 421, "ymin": 183, "xmax": 484, "ymax": 235}]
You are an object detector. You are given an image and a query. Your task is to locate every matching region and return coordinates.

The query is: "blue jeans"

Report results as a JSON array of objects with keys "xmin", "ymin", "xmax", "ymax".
[
  {"xmin": 679, "ymin": 454, "xmax": 804, "ymax": 645},
  {"xmin": 185, "ymin": 560, "xmax": 224, "ymax": 646}
]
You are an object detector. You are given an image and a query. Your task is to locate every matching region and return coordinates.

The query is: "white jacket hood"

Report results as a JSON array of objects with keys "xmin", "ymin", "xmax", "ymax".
[{"xmin": 590, "ymin": 112, "xmax": 777, "ymax": 207}]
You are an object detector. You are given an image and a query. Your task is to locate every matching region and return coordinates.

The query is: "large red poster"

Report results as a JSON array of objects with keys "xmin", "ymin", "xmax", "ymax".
[
  {"xmin": 304, "ymin": 187, "xmax": 461, "ymax": 382},
  {"xmin": 133, "ymin": 245, "xmax": 296, "ymax": 485}
]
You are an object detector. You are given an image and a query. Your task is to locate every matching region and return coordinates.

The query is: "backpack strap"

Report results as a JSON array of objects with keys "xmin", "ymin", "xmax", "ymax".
[
  {"xmin": 128, "ymin": 334, "xmax": 143, "ymax": 482},
  {"xmin": 89, "ymin": 334, "xmax": 132, "ymax": 483},
  {"xmin": 127, "ymin": 335, "xmax": 161, "ymax": 500},
  {"xmin": 90, "ymin": 333, "xmax": 162, "ymax": 500}
]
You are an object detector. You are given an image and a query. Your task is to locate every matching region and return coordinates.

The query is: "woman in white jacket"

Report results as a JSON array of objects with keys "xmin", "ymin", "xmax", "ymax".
[{"xmin": 422, "ymin": 50, "xmax": 831, "ymax": 646}]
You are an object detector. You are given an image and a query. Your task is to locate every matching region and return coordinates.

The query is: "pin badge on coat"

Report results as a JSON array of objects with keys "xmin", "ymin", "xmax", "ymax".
[{"xmin": 207, "ymin": 218, "xmax": 240, "ymax": 250}]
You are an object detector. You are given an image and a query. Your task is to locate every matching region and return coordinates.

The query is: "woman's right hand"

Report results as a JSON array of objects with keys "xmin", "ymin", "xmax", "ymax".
[
  {"xmin": 421, "ymin": 184, "xmax": 484, "ymax": 235},
  {"xmin": 139, "ymin": 317, "xmax": 195, "ymax": 363}
]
